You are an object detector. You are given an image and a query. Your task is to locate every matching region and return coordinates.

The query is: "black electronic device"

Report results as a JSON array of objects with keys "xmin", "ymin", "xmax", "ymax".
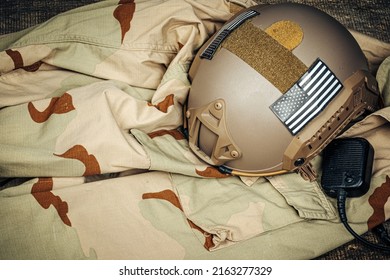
[
  {"xmin": 321, "ymin": 137, "xmax": 390, "ymax": 253},
  {"xmin": 321, "ymin": 137, "xmax": 374, "ymax": 198}
]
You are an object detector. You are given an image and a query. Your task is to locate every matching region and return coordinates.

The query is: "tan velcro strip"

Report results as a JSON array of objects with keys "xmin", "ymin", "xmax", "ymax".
[{"xmin": 222, "ymin": 21, "xmax": 308, "ymax": 93}]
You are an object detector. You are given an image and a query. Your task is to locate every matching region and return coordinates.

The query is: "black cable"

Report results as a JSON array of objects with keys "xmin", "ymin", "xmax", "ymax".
[{"xmin": 337, "ymin": 189, "xmax": 390, "ymax": 253}]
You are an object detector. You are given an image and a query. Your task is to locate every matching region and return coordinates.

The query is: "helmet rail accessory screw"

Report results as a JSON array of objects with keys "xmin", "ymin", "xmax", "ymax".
[
  {"xmin": 214, "ymin": 102, "xmax": 223, "ymax": 110},
  {"xmin": 294, "ymin": 158, "xmax": 305, "ymax": 166},
  {"xmin": 230, "ymin": 150, "xmax": 239, "ymax": 158}
]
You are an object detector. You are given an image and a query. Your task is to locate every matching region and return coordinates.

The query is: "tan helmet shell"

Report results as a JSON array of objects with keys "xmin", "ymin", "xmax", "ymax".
[{"xmin": 185, "ymin": 3, "xmax": 380, "ymax": 176}]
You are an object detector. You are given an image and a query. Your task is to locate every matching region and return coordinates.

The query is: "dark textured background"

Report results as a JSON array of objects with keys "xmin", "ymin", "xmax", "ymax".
[{"xmin": 0, "ymin": 0, "xmax": 389, "ymax": 260}]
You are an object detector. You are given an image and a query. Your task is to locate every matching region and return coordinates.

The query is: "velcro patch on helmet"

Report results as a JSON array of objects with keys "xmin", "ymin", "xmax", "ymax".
[
  {"xmin": 265, "ymin": 20, "xmax": 304, "ymax": 51},
  {"xmin": 222, "ymin": 21, "xmax": 308, "ymax": 93},
  {"xmin": 270, "ymin": 59, "xmax": 343, "ymax": 135},
  {"xmin": 200, "ymin": 10, "xmax": 259, "ymax": 60}
]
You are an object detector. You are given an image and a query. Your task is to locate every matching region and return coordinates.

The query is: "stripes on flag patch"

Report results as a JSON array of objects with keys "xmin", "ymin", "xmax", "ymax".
[
  {"xmin": 270, "ymin": 59, "xmax": 343, "ymax": 135},
  {"xmin": 200, "ymin": 9, "xmax": 259, "ymax": 60}
]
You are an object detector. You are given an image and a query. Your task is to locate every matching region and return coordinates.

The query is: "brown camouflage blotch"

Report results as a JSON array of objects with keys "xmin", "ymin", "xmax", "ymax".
[
  {"xmin": 22, "ymin": 61, "xmax": 43, "ymax": 72},
  {"xmin": 5, "ymin": 49, "xmax": 42, "ymax": 72},
  {"xmin": 367, "ymin": 176, "xmax": 390, "ymax": 229},
  {"xmin": 118, "ymin": 0, "xmax": 133, "ymax": 4},
  {"xmin": 28, "ymin": 93, "xmax": 75, "ymax": 123},
  {"xmin": 147, "ymin": 94, "xmax": 175, "ymax": 113},
  {"xmin": 54, "ymin": 145, "xmax": 101, "ymax": 176},
  {"xmin": 5, "ymin": 49, "xmax": 24, "ymax": 69},
  {"xmin": 114, "ymin": 0, "xmax": 136, "ymax": 43},
  {"xmin": 31, "ymin": 178, "xmax": 72, "ymax": 226},
  {"xmin": 196, "ymin": 167, "xmax": 231, "ymax": 178},
  {"xmin": 187, "ymin": 219, "xmax": 215, "ymax": 250},
  {"xmin": 148, "ymin": 129, "xmax": 186, "ymax": 140},
  {"xmin": 143, "ymin": 189, "xmax": 183, "ymax": 211},
  {"xmin": 142, "ymin": 189, "xmax": 215, "ymax": 250}
]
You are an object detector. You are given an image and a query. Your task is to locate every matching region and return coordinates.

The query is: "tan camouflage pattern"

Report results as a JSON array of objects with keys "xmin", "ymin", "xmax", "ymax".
[{"xmin": 1, "ymin": 0, "xmax": 390, "ymax": 260}]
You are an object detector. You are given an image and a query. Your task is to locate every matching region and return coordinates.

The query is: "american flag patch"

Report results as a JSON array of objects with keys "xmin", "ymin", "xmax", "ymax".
[
  {"xmin": 270, "ymin": 59, "xmax": 343, "ymax": 135},
  {"xmin": 200, "ymin": 10, "xmax": 259, "ymax": 60}
]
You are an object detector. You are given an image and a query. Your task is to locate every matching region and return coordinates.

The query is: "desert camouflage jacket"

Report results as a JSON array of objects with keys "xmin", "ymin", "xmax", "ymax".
[{"xmin": 1, "ymin": 0, "xmax": 390, "ymax": 259}]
